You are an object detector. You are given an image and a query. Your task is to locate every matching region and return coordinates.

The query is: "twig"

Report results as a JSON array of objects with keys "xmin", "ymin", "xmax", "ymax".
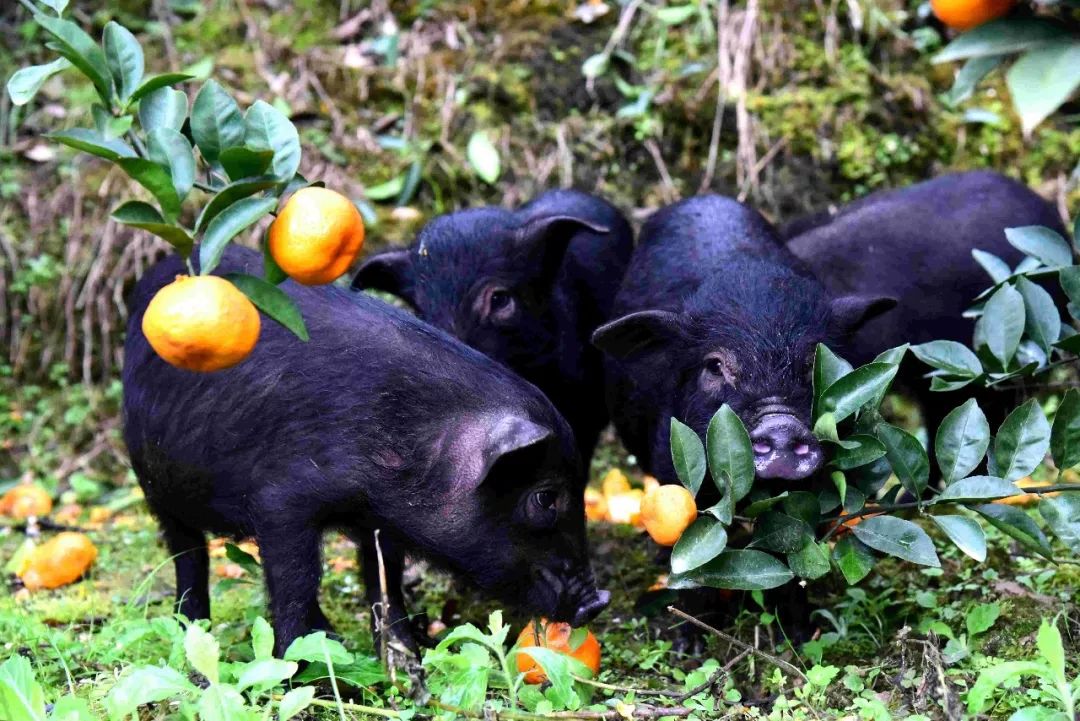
[
  {"xmin": 698, "ymin": 0, "xmax": 728, "ymax": 194},
  {"xmin": 373, "ymin": 528, "xmax": 396, "ymax": 686},
  {"xmin": 667, "ymin": 607, "xmax": 807, "ymax": 682}
]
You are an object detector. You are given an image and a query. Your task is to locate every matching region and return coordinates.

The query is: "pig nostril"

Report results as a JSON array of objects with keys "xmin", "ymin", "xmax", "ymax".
[
  {"xmin": 793, "ymin": 443, "xmax": 810, "ymax": 456},
  {"xmin": 753, "ymin": 442, "xmax": 772, "ymax": 455}
]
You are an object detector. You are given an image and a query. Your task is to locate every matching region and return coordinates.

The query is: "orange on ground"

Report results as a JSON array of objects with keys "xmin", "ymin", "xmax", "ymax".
[
  {"xmin": 600, "ymin": 468, "xmax": 631, "ymax": 498},
  {"xmin": 0, "ymin": 484, "xmax": 53, "ymax": 519},
  {"xmin": 515, "ymin": 619, "xmax": 601, "ymax": 684},
  {"xmin": 995, "ymin": 477, "xmax": 1059, "ymax": 506},
  {"xmin": 584, "ymin": 488, "xmax": 608, "ymax": 522},
  {"xmin": 269, "ymin": 187, "xmax": 365, "ymax": 285},
  {"xmin": 142, "ymin": 275, "xmax": 260, "ymax": 372},
  {"xmin": 930, "ymin": 0, "xmax": 1015, "ymax": 30},
  {"xmin": 640, "ymin": 485, "xmax": 697, "ymax": 546},
  {"xmin": 18, "ymin": 532, "xmax": 98, "ymax": 590},
  {"xmin": 607, "ymin": 489, "xmax": 644, "ymax": 527}
]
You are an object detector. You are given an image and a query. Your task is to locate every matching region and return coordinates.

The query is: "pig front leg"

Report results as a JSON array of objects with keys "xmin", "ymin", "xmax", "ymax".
[
  {"xmin": 257, "ymin": 522, "xmax": 331, "ymax": 656},
  {"xmin": 358, "ymin": 530, "xmax": 420, "ymax": 656},
  {"xmin": 159, "ymin": 515, "xmax": 210, "ymax": 622}
]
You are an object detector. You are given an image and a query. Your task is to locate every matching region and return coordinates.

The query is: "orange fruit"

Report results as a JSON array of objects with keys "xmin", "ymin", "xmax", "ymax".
[
  {"xmin": 515, "ymin": 619, "xmax": 601, "ymax": 684},
  {"xmin": 268, "ymin": 187, "xmax": 365, "ymax": 285},
  {"xmin": 142, "ymin": 275, "xmax": 260, "ymax": 372},
  {"xmin": 18, "ymin": 532, "xmax": 98, "ymax": 590},
  {"xmin": 0, "ymin": 484, "xmax": 53, "ymax": 519},
  {"xmin": 830, "ymin": 508, "xmax": 882, "ymax": 537},
  {"xmin": 600, "ymin": 469, "xmax": 631, "ymax": 498},
  {"xmin": 930, "ymin": 0, "xmax": 1015, "ymax": 30},
  {"xmin": 643, "ymin": 475, "xmax": 661, "ymax": 493},
  {"xmin": 607, "ymin": 489, "xmax": 644, "ymax": 527},
  {"xmin": 640, "ymin": 485, "xmax": 697, "ymax": 546},
  {"xmin": 584, "ymin": 488, "xmax": 608, "ymax": 522}
]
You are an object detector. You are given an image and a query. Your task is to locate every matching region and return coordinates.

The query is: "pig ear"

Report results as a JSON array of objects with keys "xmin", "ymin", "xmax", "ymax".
[
  {"xmin": 513, "ymin": 215, "xmax": 610, "ymax": 284},
  {"xmin": 453, "ymin": 415, "xmax": 554, "ymax": 492},
  {"xmin": 351, "ymin": 249, "xmax": 416, "ymax": 305},
  {"xmin": 592, "ymin": 310, "xmax": 685, "ymax": 360},
  {"xmin": 829, "ymin": 295, "xmax": 897, "ymax": 334}
]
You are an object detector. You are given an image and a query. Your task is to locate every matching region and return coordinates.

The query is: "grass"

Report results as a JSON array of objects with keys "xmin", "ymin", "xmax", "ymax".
[{"xmin": 2, "ymin": 435, "xmax": 1078, "ymax": 719}]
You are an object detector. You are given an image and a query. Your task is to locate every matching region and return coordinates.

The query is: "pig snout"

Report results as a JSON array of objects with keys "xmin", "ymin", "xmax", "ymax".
[
  {"xmin": 535, "ymin": 564, "xmax": 611, "ymax": 626},
  {"xmin": 749, "ymin": 413, "xmax": 823, "ymax": 481}
]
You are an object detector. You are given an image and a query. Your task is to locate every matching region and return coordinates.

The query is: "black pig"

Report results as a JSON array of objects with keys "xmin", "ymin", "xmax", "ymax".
[
  {"xmin": 123, "ymin": 246, "xmax": 609, "ymax": 656},
  {"xmin": 352, "ymin": 190, "xmax": 634, "ymax": 462},
  {"xmin": 783, "ymin": 170, "xmax": 1067, "ymax": 427},
  {"xmin": 593, "ymin": 194, "xmax": 893, "ymax": 486}
]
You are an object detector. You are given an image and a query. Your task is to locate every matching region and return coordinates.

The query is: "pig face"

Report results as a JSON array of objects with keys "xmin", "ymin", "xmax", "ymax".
[
  {"xmin": 352, "ymin": 209, "xmax": 607, "ymax": 372},
  {"xmin": 594, "ymin": 260, "xmax": 894, "ymax": 484},
  {"xmin": 392, "ymin": 413, "xmax": 609, "ymax": 626}
]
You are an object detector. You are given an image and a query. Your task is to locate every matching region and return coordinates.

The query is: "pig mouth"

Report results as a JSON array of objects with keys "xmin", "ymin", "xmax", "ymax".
[{"xmin": 532, "ymin": 566, "xmax": 611, "ymax": 626}]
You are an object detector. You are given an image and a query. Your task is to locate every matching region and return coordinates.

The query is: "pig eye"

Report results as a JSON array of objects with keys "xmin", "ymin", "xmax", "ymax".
[
  {"xmin": 534, "ymin": 490, "xmax": 558, "ymax": 510},
  {"xmin": 490, "ymin": 290, "xmax": 512, "ymax": 311},
  {"xmin": 527, "ymin": 489, "xmax": 560, "ymax": 527},
  {"xmin": 480, "ymin": 287, "xmax": 516, "ymax": 322},
  {"xmin": 705, "ymin": 358, "xmax": 725, "ymax": 378}
]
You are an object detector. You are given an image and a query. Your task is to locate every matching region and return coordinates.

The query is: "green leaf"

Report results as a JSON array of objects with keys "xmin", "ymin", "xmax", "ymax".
[
  {"xmin": 147, "ymin": 127, "xmax": 195, "ymax": 201},
  {"xmin": 1015, "ymin": 277, "xmax": 1060, "ymax": 354},
  {"xmin": 195, "ymin": 176, "xmax": 280, "ymax": 232},
  {"xmin": 967, "ymin": 660, "xmax": 1047, "ymax": 714},
  {"xmin": 278, "ymin": 687, "xmax": 315, "ymax": 721},
  {"xmin": 47, "ymin": 128, "xmax": 136, "ymax": 161},
  {"xmin": 966, "ymin": 602, "xmax": 1000, "ymax": 637},
  {"xmin": 751, "ymin": 512, "xmax": 812, "ymax": 554},
  {"xmin": 1006, "ymin": 40, "xmax": 1080, "ymax": 135},
  {"xmin": 972, "ymin": 248, "xmax": 1012, "ymax": 284},
  {"xmin": 244, "ymin": 100, "xmax": 301, "ymax": 181},
  {"xmin": 832, "ymin": 535, "xmax": 875, "ymax": 585},
  {"xmin": 944, "ymin": 54, "xmax": 1003, "ymax": 106},
  {"xmin": 225, "ymin": 274, "xmax": 309, "ymax": 341},
  {"xmin": 183, "ymin": 624, "xmax": 220, "ymax": 683},
  {"xmin": 670, "ymin": 516, "xmax": 727, "ymax": 574},
  {"xmin": 516, "ymin": 648, "xmax": 590, "ymax": 708},
  {"xmin": 33, "ymin": 12, "xmax": 113, "ymax": 104},
  {"xmin": 813, "ymin": 344, "xmax": 853, "ymax": 409},
  {"xmin": 364, "ymin": 174, "xmax": 405, "ymax": 201},
  {"xmin": 930, "ymin": 515, "xmax": 987, "ymax": 562},
  {"xmin": 851, "ymin": 516, "xmax": 940, "ymax": 567},
  {"xmin": 225, "ymin": 542, "xmax": 260, "ymax": 572},
  {"xmin": 466, "ymin": 130, "xmax": 500, "ymax": 184},
  {"xmin": 1039, "ymin": 494, "xmax": 1080, "ymax": 553},
  {"xmin": 1006, "ymin": 226, "xmax": 1074, "ymax": 269},
  {"xmin": 191, "ymin": 80, "xmax": 244, "ymax": 164},
  {"xmin": 787, "ymin": 541, "xmax": 830, "ymax": 580},
  {"xmin": 974, "ymin": 283, "xmax": 1025, "ymax": 369},
  {"xmin": 706, "ymin": 404, "xmax": 755, "ymax": 503},
  {"xmin": 830, "ymin": 434, "xmax": 886, "ymax": 470},
  {"xmin": 283, "ymin": 632, "xmax": 353, "ymax": 666},
  {"xmin": 38, "ymin": 0, "xmax": 69, "ymax": 16},
  {"xmin": 876, "ymin": 423, "xmax": 929, "ymax": 498},
  {"xmin": 1035, "ymin": 619, "xmax": 1066, "ymax": 683},
  {"xmin": 51, "ymin": 696, "xmax": 96, "ymax": 721},
  {"xmin": 196, "ymin": 684, "xmax": 246, "ymax": 721},
  {"xmin": 220, "ymin": 147, "xmax": 274, "ymax": 181},
  {"xmin": 743, "ymin": 493, "xmax": 788, "ymax": 518},
  {"xmin": 0, "ymin": 655, "xmax": 46, "ymax": 721},
  {"xmin": 103, "ymin": 22, "xmax": 144, "ymax": 103},
  {"xmin": 656, "ymin": 5, "xmax": 697, "ymax": 24},
  {"xmin": 910, "ymin": 340, "xmax": 983, "ymax": 377},
  {"xmin": 938, "ymin": 476, "xmax": 1021, "ymax": 502},
  {"xmin": 1051, "ymin": 388, "xmax": 1080, "ymax": 470},
  {"xmin": 1059, "ymin": 266, "xmax": 1080, "ymax": 309},
  {"xmin": 129, "ymin": 73, "xmax": 194, "ymax": 103},
  {"xmin": 199, "ymin": 197, "xmax": 278, "ymax": 275},
  {"xmin": 6, "ymin": 57, "xmax": 72, "ymax": 106},
  {"xmin": 116, "ymin": 158, "xmax": 182, "ymax": 222},
  {"xmin": 581, "ymin": 53, "xmax": 609, "ymax": 78},
  {"xmin": 104, "ymin": 666, "xmax": 196, "ymax": 721},
  {"xmin": 817, "ymin": 362, "xmax": 898, "ymax": 424},
  {"xmin": 111, "ymin": 201, "xmax": 193, "ymax": 254},
  {"xmin": 936, "ymin": 399, "xmax": 990, "ymax": 484},
  {"xmin": 263, "ymin": 237, "xmax": 287, "ymax": 285},
  {"xmin": 679, "ymin": 549, "xmax": 793, "ymax": 591},
  {"xmin": 974, "ymin": 504, "xmax": 1054, "ymax": 560},
  {"xmin": 251, "ymin": 616, "xmax": 274, "ymax": 660},
  {"xmin": 995, "ymin": 399, "xmax": 1050, "ymax": 482},
  {"xmin": 235, "ymin": 658, "xmax": 297, "ymax": 691},
  {"xmin": 934, "ymin": 16, "xmax": 1068, "ymax": 62},
  {"xmin": 138, "ymin": 86, "xmax": 188, "ymax": 132},
  {"xmin": 292, "ymin": 658, "xmax": 385, "ymax": 688},
  {"xmin": 91, "ymin": 104, "xmax": 133, "ymax": 139},
  {"xmin": 670, "ymin": 418, "xmax": 706, "ymax": 494}
]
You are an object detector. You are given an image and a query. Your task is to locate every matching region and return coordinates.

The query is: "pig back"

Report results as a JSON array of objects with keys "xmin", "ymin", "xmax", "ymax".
[{"xmin": 123, "ymin": 246, "xmax": 563, "ymax": 511}]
